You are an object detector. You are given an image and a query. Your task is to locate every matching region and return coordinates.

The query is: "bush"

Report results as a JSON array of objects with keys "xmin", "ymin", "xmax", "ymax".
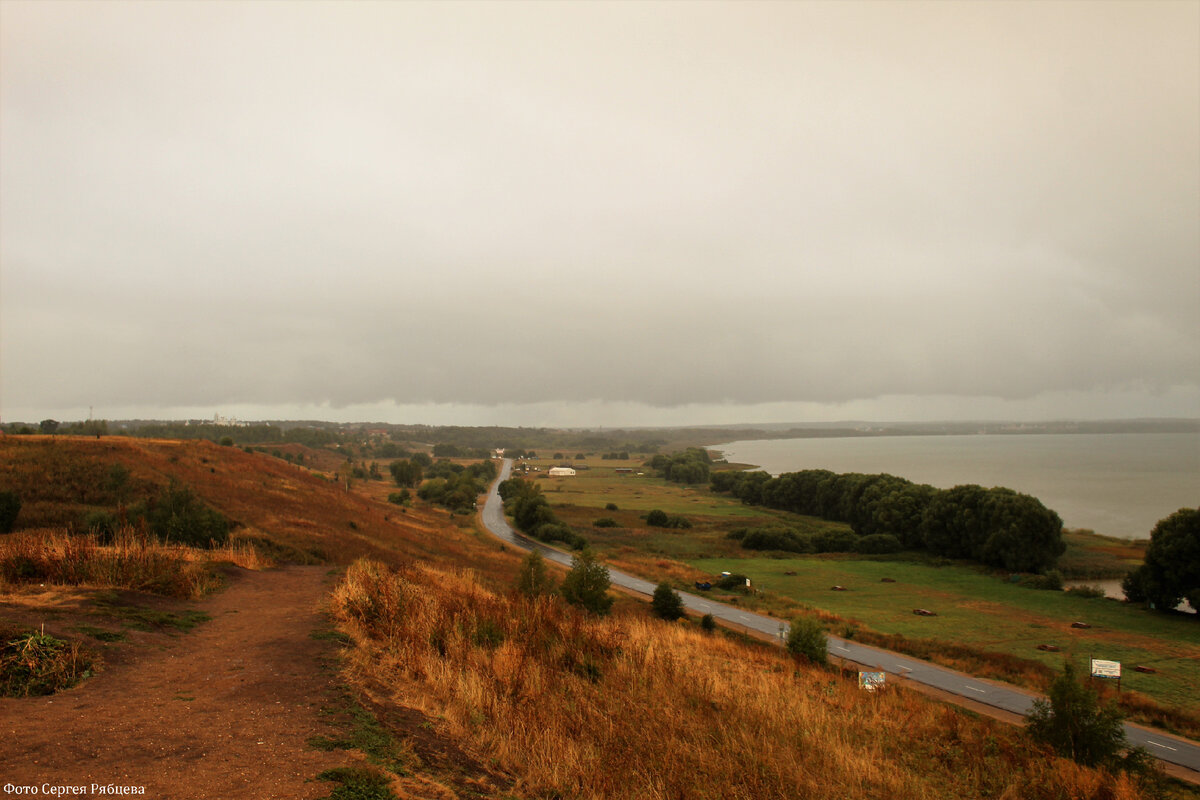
[
  {"xmin": 0, "ymin": 491, "xmax": 20, "ymax": 534},
  {"xmin": 560, "ymin": 549, "xmax": 613, "ymax": 615},
  {"xmin": 82, "ymin": 510, "xmax": 119, "ymax": 543},
  {"xmin": 534, "ymin": 523, "xmax": 587, "ymax": 550},
  {"xmin": 714, "ymin": 573, "xmax": 750, "ymax": 591},
  {"xmin": 137, "ymin": 480, "xmax": 229, "ymax": 548},
  {"xmin": 386, "ymin": 490, "xmax": 411, "ymax": 506},
  {"xmin": 1026, "ymin": 660, "xmax": 1147, "ymax": 773},
  {"xmin": 593, "ymin": 518, "xmax": 619, "ymax": 528},
  {"xmin": 645, "ymin": 509, "xmax": 669, "ymax": 527},
  {"xmin": 1, "ymin": 629, "xmax": 92, "ymax": 697},
  {"xmin": 854, "ymin": 534, "xmax": 902, "ymax": 554},
  {"xmin": 1064, "ymin": 584, "xmax": 1107, "ymax": 599},
  {"xmin": 813, "ymin": 529, "xmax": 859, "ymax": 553},
  {"xmin": 786, "ymin": 617, "xmax": 827, "ymax": 665},
  {"xmin": 605, "ymin": 503, "xmax": 619, "ymax": 511},
  {"xmin": 650, "ymin": 582, "xmax": 685, "ymax": 621},
  {"xmin": 700, "ymin": 613, "xmax": 716, "ymax": 632}
]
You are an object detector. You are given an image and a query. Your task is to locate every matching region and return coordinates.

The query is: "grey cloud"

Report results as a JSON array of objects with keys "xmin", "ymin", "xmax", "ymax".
[{"xmin": 1, "ymin": 1, "xmax": 1197, "ymax": 423}]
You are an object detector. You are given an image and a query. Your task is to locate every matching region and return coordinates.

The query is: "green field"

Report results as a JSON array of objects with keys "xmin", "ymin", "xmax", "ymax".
[
  {"xmin": 691, "ymin": 555, "xmax": 1200, "ymax": 710},
  {"xmin": 524, "ymin": 458, "xmax": 1199, "ymax": 724}
]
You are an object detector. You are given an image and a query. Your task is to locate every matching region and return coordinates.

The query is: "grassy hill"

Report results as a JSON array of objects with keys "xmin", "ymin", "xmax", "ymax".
[{"xmin": 0, "ymin": 435, "xmax": 1189, "ymax": 799}]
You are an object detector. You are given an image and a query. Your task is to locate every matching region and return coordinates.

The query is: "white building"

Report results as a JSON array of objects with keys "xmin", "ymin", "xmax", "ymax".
[{"xmin": 548, "ymin": 467, "xmax": 576, "ymax": 477}]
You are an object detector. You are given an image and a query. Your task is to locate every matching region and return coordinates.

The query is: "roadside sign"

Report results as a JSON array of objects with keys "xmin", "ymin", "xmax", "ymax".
[
  {"xmin": 1090, "ymin": 659, "xmax": 1121, "ymax": 679},
  {"xmin": 858, "ymin": 671, "xmax": 886, "ymax": 692}
]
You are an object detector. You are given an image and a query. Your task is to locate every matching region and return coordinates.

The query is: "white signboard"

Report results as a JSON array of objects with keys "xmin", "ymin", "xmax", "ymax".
[{"xmin": 1090, "ymin": 659, "xmax": 1121, "ymax": 679}]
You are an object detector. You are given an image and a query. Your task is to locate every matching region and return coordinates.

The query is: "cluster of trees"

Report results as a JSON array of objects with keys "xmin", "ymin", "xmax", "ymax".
[
  {"xmin": 1123, "ymin": 507, "xmax": 1199, "ymax": 613},
  {"xmin": 416, "ymin": 459, "xmax": 496, "ymax": 512},
  {"xmin": 711, "ymin": 469, "xmax": 1065, "ymax": 573},
  {"xmin": 648, "ymin": 448, "xmax": 711, "ymax": 484},
  {"xmin": 498, "ymin": 478, "xmax": 587, "ymax": 550},
  {"xmin": 388, "ymin": 457, "xmax": 426, "ymax": 487}
]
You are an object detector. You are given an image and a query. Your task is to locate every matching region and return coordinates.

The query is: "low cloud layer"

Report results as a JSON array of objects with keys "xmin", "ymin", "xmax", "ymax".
[{"xmin": 2, "ymin": 2, "xmax": 1197, "ymax": 424}]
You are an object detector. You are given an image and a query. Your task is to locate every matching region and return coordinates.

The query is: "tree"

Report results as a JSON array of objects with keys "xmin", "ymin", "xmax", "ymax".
[
  {"xmin": 650, "ymin": 582, "xmax": 685, "ymax": 620},
  {"xmin": 1026, "ymin": 660, "xmax": 1139, "ymax": 769},
  {"xmin": 39, "ymin": 419, "xmax": 59, "ymax": 435},
  {"xmin": 560, "ymin": 549, "xmax": 613, "ymax": 615},
  {"xmin": 0, "ymin": 491, "xmax": 20, "ymax": 533},
  {"xmin": 1123, "ymin": 507, "xmax": 1200, "ymax": 612},
  {"xmin": 389, "ymin": 459, "xmax": 423, "ymax": 488},
  {"xmin": 515, "ymin": 550, "xmax": 556, "ymax": 597},
  {"xmin": 786, "ymin": 616, "xmax": 827, "ymax": 664}
]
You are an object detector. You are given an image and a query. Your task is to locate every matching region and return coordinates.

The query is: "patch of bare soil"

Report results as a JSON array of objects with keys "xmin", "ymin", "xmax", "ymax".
[{"xmin": 0, "ymin": 567, "xmax": 347, "ymax": 799}]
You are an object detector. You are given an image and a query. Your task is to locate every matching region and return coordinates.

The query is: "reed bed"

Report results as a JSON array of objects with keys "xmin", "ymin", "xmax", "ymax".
[
  {"xmin": 332, "ymin": 558, "xmax": 1152, "ymax": 800},
  {"xmin": 0, "ymin": 527, "xmax": 266, "ymax": 598}
]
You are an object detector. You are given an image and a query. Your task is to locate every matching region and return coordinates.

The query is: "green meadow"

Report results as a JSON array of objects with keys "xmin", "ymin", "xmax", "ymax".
[{"xmin": 525, "ymin": 457, "xmax": 1199, "ymax": 730}]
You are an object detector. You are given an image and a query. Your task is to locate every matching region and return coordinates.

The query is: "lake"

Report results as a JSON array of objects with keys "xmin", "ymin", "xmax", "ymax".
[{"xmin": 714, "ymin": 432, "xmax": 1199, "ymax": 540}]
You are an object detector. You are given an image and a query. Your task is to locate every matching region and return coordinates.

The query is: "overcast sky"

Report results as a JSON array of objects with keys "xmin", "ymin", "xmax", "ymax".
[{"xmin": 2, "ymin": 1, "xmax": 1197, "ymax": 427}]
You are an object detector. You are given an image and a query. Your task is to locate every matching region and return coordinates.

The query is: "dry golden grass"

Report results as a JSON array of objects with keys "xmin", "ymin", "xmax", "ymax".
[
  {"xmin": 331, "ymin": 558, "xmax": 1156, "ymax": 800},
  {"xmin": 0, "ymin": 527, "xmax": 261, "ymax": 598}
]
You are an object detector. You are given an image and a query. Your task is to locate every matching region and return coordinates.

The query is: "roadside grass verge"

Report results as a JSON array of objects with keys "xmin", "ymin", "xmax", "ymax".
[{"xmin": 328, "ymin": 557, "xmax": 1160, "ymax": 800}]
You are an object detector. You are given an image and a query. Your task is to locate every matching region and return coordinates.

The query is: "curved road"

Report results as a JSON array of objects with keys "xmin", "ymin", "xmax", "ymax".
[{"xmin": 482, "ymin": 460, "xmax": 1200, "ymax": 773}]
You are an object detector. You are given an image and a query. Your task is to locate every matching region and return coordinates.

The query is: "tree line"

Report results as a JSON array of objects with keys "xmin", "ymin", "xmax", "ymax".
[
  {"xmin": 710, "ymin": 468, "xmax": 1065, "ymax": 573},
  {"xmin": 497, "ymin": 478, "xmax": 587, "ymax": 550}
]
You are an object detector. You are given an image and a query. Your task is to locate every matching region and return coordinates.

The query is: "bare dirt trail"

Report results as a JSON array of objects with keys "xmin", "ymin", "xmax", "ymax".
[{"xmin": 0, "ymin": 566, "xmax": 347, "ymax": 799}]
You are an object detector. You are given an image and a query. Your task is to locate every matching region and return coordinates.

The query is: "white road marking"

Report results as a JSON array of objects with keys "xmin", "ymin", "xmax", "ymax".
[
  {"xmin": 966, "ymin": 686, "xmax": 987, "ymax": 694},
  {"xmin": 1147, "ymin": 741, "xmax": 1178, "ymax": 751}
]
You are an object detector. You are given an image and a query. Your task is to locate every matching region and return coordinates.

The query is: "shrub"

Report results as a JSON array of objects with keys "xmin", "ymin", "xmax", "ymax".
[
  {"xmin": 650, "ymin": 582, "xmax": 685, "ymax": 621},
  {"xmin": 593, "ymin": 518, "xmax": 619, "ymax": 528},
  {"xmin": 1064, "ymin": 584, "xmax": 1107, "ymax": 599},
  {"xmin": 1026, "ymin": 659, "xmax": 1147, "ymax": 773},
  {"xmin": 1, "ymin": 629, "xmax": 92, "ymax": 697},
  {"xmin": 386, "ymin": 490, "xmax": 411, "ymax": 506},
  {"xmin": 560, "ymin": 549, "xmax": 613, "ymax": 615},
  {"xmin": 699, "ymin": 613, "xmax": 716, "ymax": 632},
  {"xmin": 714, "ymin": 573, "xmax": 750, "ymax": 591},
  {"xmin": 0, "ymin": 491, "xmax": 20, "ymax": 534},
  {"xmin": 605, "ymin": 503, "xmax": 619, "ymax": 511},
  {"xmin": 82, "ymin": 510, "xmax": 119, "ymax": 543},
  {"xmin": 854, "ymin": 534, "xmax": 902, "ymax": 554},
  {"xmin": 786, "ymin": 617, "xmax": 827, "ymax": 665},
  {"xmin": 137, "ymin": 480, "xmax": 229, "ymax": 547},
  {"xmin": 813, "ymin": 529, "xmax": 859, "ymax": 553},
  {"xmin": 645, "ymin": 509, "xmax": 669, "ymax": 527}
]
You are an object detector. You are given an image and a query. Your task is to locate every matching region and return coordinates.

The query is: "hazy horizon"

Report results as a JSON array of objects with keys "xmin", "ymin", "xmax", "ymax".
[{"xmin": 3, "ymin": 1, "xmax": 1197, "ymax": 428}]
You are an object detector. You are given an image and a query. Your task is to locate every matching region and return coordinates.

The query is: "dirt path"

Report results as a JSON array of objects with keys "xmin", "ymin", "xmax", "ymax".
[{"xmin": 0, "ymin": 567, "xmax": 347, "ymax": 799}]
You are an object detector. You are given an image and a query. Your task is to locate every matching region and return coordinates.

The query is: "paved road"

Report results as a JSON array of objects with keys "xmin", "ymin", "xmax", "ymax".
[{"xmin": 482, "ymin": 460, "xmax": 1200, "ymax": 773}]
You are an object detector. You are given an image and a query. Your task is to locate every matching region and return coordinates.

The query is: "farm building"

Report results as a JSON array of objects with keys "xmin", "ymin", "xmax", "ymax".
[{"xmin": 548, "ymin": 467, "xmax": 576, "ymax": 477}]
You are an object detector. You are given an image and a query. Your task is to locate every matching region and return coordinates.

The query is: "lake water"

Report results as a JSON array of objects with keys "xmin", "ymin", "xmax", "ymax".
[{"xmin": 714, "ymin": 433, "xmax": 1199, "ymax": 540}]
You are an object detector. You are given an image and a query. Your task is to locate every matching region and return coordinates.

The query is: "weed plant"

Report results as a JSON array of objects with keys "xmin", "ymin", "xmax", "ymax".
[{"xmin": 0, "ymin": 627, "xmax": 92, "ymax": 696}]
